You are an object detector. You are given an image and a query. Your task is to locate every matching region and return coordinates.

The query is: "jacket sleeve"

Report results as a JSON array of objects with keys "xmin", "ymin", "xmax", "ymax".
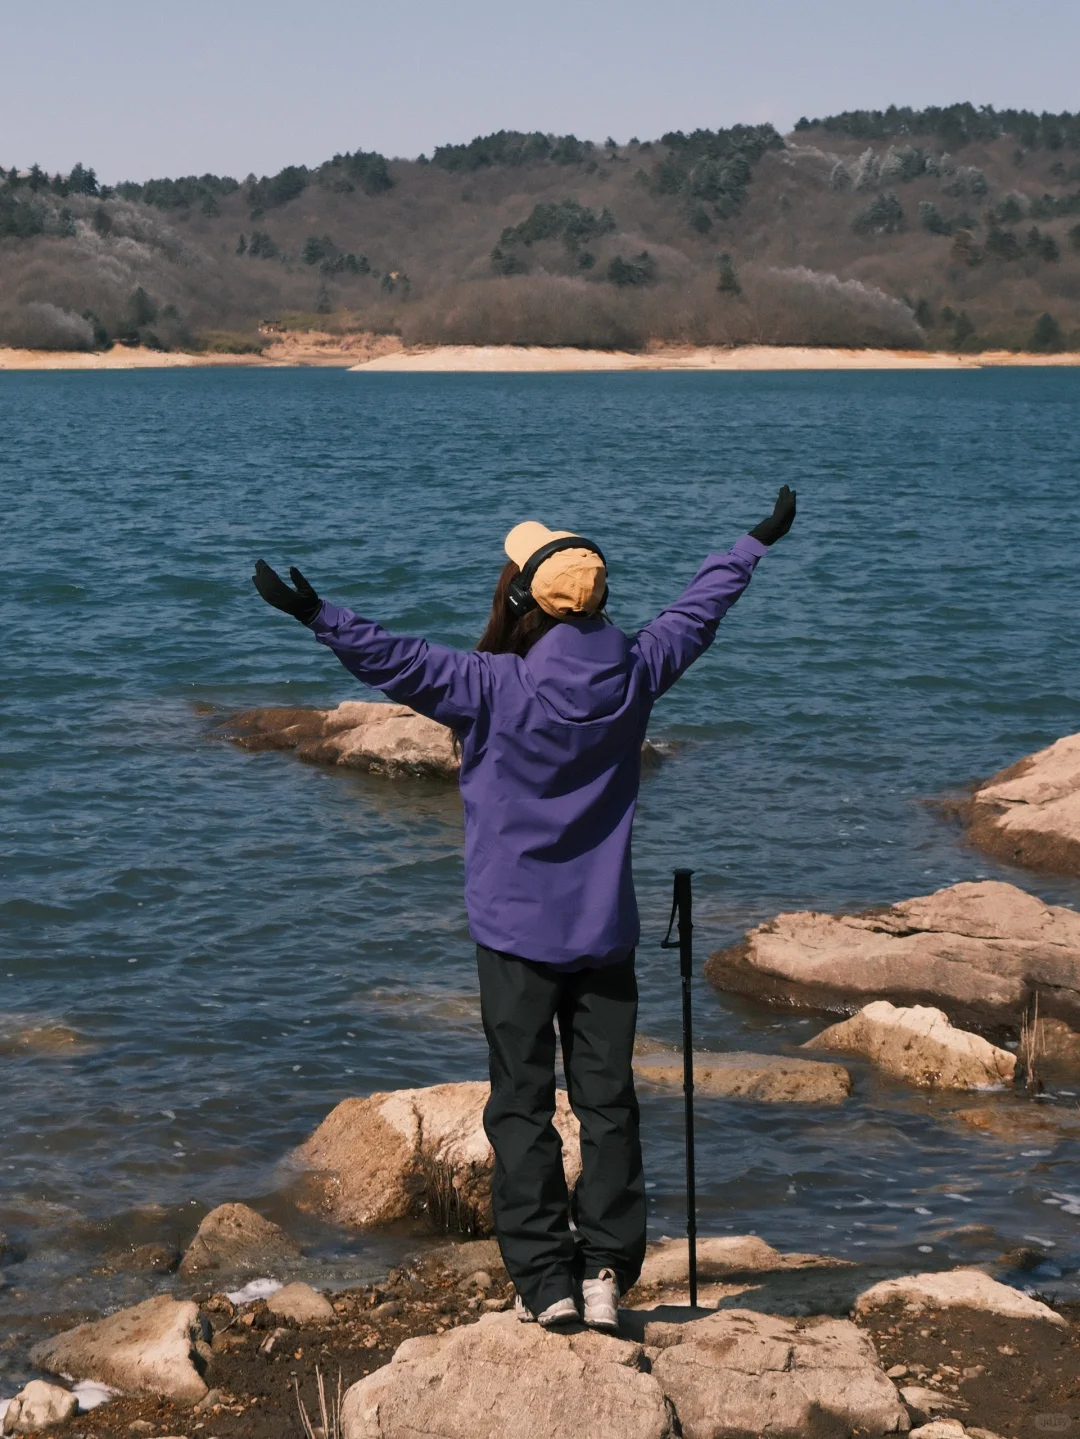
[
  {"xmin": 630, "ymin": 535, "xmax": 768, "ymax": 700},
  {"xmin": 309, "ymin": 601, "xmax": 487, "ymax": 728}
]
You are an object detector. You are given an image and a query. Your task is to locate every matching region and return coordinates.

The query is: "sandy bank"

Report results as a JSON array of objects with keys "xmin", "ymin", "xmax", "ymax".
[
  {"xmin": 349, "ymin": 343, "xmax": 1080, "ymax": 373},
  {"xmin": 0, "ymin": 331, "xmax": 399, "ymax": 371},
  {"xmin": 3, "ymin": 339, "xmax": 1079, "ymax": 373}
]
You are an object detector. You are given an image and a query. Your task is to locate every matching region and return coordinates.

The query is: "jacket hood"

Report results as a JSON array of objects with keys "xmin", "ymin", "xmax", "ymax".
[{"xmin": 525, "ymin": 618, "xmax": 632, "ymax": 722}]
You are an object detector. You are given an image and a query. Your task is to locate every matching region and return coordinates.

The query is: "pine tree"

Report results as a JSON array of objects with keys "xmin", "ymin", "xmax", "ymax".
[
  {"xmin": 1031, "ymin": 312, "xmax": 1063, "ymax": 352},
  {"xmin": 716, "ymin": 253, "xmax": 740, "ymax": 294}
]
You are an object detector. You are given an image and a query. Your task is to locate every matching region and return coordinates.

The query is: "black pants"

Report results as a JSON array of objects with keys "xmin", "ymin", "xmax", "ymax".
[{"xmin": 476, "ymin": 944, "xmax": 646, "ymax": 1315}]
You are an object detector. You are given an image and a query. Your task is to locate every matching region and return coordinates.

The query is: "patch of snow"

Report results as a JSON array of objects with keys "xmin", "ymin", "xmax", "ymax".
[
  {"xmin": 226, "ymin": 1277, "xmax": 283, "ymax": 1304},
  {"xmin": 74, "ymin": 1379, "xmax": 118, "ymax": 1411}
]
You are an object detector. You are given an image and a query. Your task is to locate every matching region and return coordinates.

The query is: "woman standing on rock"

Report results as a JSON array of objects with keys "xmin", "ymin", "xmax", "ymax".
[{"xmin": 252, "ymin": 488, "xmax": 795, "ymax": 1332}]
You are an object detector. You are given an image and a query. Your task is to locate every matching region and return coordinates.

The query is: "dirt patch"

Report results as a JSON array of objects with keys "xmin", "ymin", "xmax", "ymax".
[{"xmin": 856, "ymin": 1296, "xmax": 1080, "ymax": 1439}]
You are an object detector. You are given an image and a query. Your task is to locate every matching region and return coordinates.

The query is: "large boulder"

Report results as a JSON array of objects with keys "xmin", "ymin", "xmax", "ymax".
[
  {"xmin": 854, "ymin": 1268, "xmax": 1068, "ymax": 1327},
  {"xmin": 179, "ymin": 1202, "xmax": 301, "ymax": 1277},
  {"xmin": 634, "ymin": 1050, "xmax": 851, "ymax": 1103},
  {"xmin": 29, "ymin": 1295, "xmax": 208, "ymax": 1402},
  {"xmin": 293, "ymin": 1081, "xmax": 581, "ymax": 1231},
  {"xmin": 804, "ymin": 1002, "xmax": 1016, "ymax": 1090},
  {"xmin": 705, "ymin": 881, "xmax": 1080, "ymax": 1030},
  {"xmin": 962, "ymin": 733, "xmax": 1080, "ymax": 877},
  {"xmin": 339, "ymin": 1311, "xmax": 675, "ymax": 1439},
  {"xmin": 1, "ymin": 1381, "xmax": 78, "ymax": 1434},
  {"xmin": 646, "ymin": 1308, "xmax": 909, "ymax": 1438},
  {"xmin": 224, "ymin": 701, "xmax": 662, "ymax": 780}
]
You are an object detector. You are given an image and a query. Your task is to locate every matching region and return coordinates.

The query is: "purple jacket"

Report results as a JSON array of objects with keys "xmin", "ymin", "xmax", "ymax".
[{"xmin": 311, "ymin": 534, "xmax": 767, "ymax": 967}]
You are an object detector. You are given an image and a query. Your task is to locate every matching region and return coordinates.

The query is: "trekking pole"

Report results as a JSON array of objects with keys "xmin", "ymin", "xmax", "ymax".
[{"xmin": 661, "ymin": 868, "xmax": 697, "ymax": 1308}]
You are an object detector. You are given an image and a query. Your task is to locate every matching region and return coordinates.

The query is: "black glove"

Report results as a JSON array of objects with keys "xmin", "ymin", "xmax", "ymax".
[
  {"xmin": 252, "ymin": 560, "xmax": 323, "ymax": 624},
  {"xmin": 749, "ymin": 485, "xmax": 797, "ymax": 546}
]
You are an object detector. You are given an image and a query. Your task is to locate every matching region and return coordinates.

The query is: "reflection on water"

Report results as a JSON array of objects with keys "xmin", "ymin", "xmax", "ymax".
[{"xmin": 2, "ymin": 367, "xmax": 1079, "ymax": 1385}]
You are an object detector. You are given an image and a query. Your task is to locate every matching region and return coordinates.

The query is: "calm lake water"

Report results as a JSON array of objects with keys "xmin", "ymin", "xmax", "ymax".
[{"xmin": 2, "ymin": 366, "xmax": 1079, "ymax": 1384}]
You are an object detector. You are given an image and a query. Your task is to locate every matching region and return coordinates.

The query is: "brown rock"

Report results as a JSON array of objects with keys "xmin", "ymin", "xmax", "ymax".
[
  {"xmin": 224, "ymin": 701, "xmax": 662, "ymax": 780},
  {"xmin": 853, "ymin": 1268, "xmax": 1068, "ymax": 1327},
  {"xmin": 908, "ymin": 1424, "xmax": 977, "ymax": 1439},
  {"xmin": 804, "ymin": 1002, "xmax": 1016, "ymax": 1090},
  {"xmin": 705, "ymin": 880, "xmax": 1080, "ymax": 1030},
  {"xmin": 0, "ymin": 1022, "xmax": 91, "ymax": 1057},
  {"xmin": 962, "ymin": 733, "xmax": 1080, "ymax": 877},
  {"xmin": 266, "ymin": 1281, "xmax": 335, "ymax": 1324},
  {"xmin": 949, "ymin": 1102, "xmax": 1080, "ymax": 1143},
  {"xmin": 224, "ymin": 701, "xmax": 459, "ymax": 776},
  {"xmin": 634, "ymin": 1050, "xmax": 851, "ymax": 1104},
  {"xmin": 29, "ymin": 1295, "xmax": 208, "ymax": 1402},
  {"xmin": 635, "ymin": 1236, "xmax": 846, "ymax": 1290},
  {"xmin": 293, "ymin": 1081, "xmax": 581, "ymax": 1232},
  {"xmin": 1032, "ymin": 1015, "xmax": 1080, "ymax": 1068},
  {"xmin": 1, "ymin": 1381, "xmax": 78, "ymax": 1434},
  {"xmin": 646, "ymin": 1308, "xmax": 908, "ymax": 1438},
  {"xmin": 112, "ymin": 1243, "xmax": 181, "ymax": 1273},
  {"xmin": 339, "ymin": 1311, "xmax": 674, "ymax": 1439},
  {"xmin": 899, "ymin": 1387, "xmax": 966, "ymax": 1425},
  {"xmin": 179, "ymin": 1202, "xmax": 301, "ymax": 1277},
  {"xmin": 417, "ymin": 1238, "xmax": 506, "ymax": 1280}
]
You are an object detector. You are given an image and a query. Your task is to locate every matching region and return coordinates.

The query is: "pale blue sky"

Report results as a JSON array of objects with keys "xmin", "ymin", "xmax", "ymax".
[{"xmin": 4, "ymin": 0, "xmax": 1078, "ymax": 182}]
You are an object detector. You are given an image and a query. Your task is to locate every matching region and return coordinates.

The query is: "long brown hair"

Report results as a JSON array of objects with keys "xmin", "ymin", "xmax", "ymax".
[{"xmin": 475, "ymin": 560, "xmax": 562, "ymax": 657}]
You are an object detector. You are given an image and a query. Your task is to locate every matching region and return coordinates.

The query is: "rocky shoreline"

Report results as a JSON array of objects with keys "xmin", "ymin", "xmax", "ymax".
[
  {"xmin": 5, "ymin": 1220, "xmax": 1077, "ymax": 1439},
  {"xmin": 5, "ymin": 1028, "xmax": 1080, "ymax": 1437}
]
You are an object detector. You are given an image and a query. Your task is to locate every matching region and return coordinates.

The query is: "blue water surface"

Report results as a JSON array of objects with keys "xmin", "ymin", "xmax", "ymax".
[{"xmin": 2, "ymin": 367, "xmax": 1079, "ymax": 1374}]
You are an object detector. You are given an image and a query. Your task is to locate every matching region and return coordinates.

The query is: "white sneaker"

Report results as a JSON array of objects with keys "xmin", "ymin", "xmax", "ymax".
[
  {"xmin": 538, "ymin": 1295, "xmax": 580, "ymax": 1329},
  {"xmin": 515, "ymin": 1292, "xmax": 579, "ymax": 1328},
  {"xmin": 582, "ymin": 1268, "xmax": 620, "ymax": 1332}
]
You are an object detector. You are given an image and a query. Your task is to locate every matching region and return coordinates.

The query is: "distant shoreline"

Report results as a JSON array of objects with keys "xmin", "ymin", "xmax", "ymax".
[
  {"xmin": 347, "ymin": 344, "xmax": 1080, "ymax": 373},
  {"xmin": 2, "ymin": 339, "xmax": 1079, "ymax": 373}
]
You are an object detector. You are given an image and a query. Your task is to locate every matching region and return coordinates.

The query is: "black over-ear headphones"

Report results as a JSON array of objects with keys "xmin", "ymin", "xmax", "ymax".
[{"xmin": 506, "ymin": 536, "xmax": 608, "ymax": 619}]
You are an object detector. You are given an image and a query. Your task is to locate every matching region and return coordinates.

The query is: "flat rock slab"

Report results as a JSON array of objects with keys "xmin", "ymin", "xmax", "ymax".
[
  {"xmin": 645, "ymin": 1308, "xmax": 909, "ymax": 1438},
  {"xmin": 634, "ymin": 1050, "xmax": 851, "ymax": 1103},
  {"xmin": 224, "ymin": 701, "xmax": 662, "ymax": 780},
  {"xmin": 854, "ymin": 1268, "xmax": 1068, "ymax": 1327},
  {"xmin": 963, "ymin": 732, "xmax": 1080, "ymax": 877},
  {"xmin": 293, "ymin": 1080, "xmax": 581, "ymax": 1231},
  {"xmin": 1, "ymin": 1380, "xmax": 78, "ymax": 1434},
  {"xmin": 805, "ymin": 1002, "xmax": 1016, "ymax": 1090},
  {"xmin": 705, "ymin": 880, "xmax": 1080, "ymax": 1030},
  {"xmin": 224, "ymin": 701, "xmax": 460, "ymax": 777},
  {"xmin": 949, "ymin": 1101, "xmax": 1080, "ymax": 1143},
  {"xmin": 412, "ymin": 1238, "xmax": 506, "ymax": 1280},
  {"xmin": 340, "ymin": 1311, "xmax": 675, "ymax": 1439},
  {"xmin": 636, "ymin": 1235, "xmax": 848, "ymax": 1289},
  {"xmin": 30, "ymin": 1295, "xmax": 208, "ymax": 1402},
  {"xmin": 179, "ymin": 1202, "xmax": 301, "ymax": 1277}
]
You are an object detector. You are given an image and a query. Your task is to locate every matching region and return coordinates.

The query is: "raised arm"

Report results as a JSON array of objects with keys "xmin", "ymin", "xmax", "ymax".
[
  {"xmin": 630, "ymin": 487, "xmax": 795, "ymax": 699},
  {"xmin": 252, "ymin": 561, "xmax": 486, "ymax": 728}
]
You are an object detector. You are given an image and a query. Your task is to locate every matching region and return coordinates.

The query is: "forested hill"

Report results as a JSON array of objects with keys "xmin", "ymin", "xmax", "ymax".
[{"xmin": 2, "ymin": 103, "xmax": 1079, "ymax": 353}]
